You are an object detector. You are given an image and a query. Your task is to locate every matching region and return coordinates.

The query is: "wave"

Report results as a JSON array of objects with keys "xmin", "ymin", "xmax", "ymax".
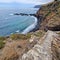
[
  {"xmin": 9, "ymin": 13, "xmax": 13, "ymax": 16},
  {"xmin": 16, "ymin": 30, "xmax": 20, "ymax": 33},
  {"xmin": 21, "ymin": 16, "xmax": 37, "ymax": 34}
]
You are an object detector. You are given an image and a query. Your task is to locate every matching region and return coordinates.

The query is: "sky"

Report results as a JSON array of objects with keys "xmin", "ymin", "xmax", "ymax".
[
  {"xmin": 0, "ymin": 0, "xmax": 54, "ymax": 8},
  {"xmin": 0, "ymin": 0, "xmax": 54, "ymax": 5}
]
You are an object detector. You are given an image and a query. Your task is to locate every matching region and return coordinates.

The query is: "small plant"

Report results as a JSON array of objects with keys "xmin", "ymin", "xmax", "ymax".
[
  {"xmin": 0, "ymin": 40, "xmax": 5, "ymax": 49},
  {"xmin": 34, "ymin": 30, "xmax": 45, "ymax": 38},
  {"xmin": 0, "ymin": 36, "xmax": 6, "ymax": 40},
  {"xmin": 10, "ymin": 33, "xmax": 31, "ymax": 40},
  {"xmin": 26, "ymin": 33, "xmax": 31, "ymax": 39},
  {"xmin": 57, "ymin": 32, "xmax": 60, "ymax": 35},
  {"xmin": 0, "ymin": 36, "xmax": 6, "ymax": 49}
]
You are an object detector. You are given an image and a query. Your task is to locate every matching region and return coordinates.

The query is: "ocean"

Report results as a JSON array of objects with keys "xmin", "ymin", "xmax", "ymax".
[{"xmin": 0, "ymin": 8, "xmax": 38, "ymax": 36}]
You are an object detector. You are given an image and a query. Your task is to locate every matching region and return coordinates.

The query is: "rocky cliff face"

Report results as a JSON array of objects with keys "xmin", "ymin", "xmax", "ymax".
[
  {"xmin": 0, "ymin": 30, "xmax": 45, "ymax": 60},
  {"xmin": 0, "ymin": 31, "xmax": 60, "ymax": 60},
  {"xmin": 19, "ymin": 31, "xmax": 60, "ymax": 60},
  {"xmin": 36, "ymin": 0, "xmax": 60, "ymax": 31}
]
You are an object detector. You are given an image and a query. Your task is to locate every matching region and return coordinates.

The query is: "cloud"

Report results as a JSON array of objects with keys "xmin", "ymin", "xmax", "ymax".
[
  {"xmin": 0, "ymin": 0, "xmax": 54, "ymax": 5},
  {"xmin": 0, "ymin": 0, "xmax": 14, "ymax": 3},
  {"xmin": 15, "ymin": 0, "xmax": 54, "ymax": 4}
]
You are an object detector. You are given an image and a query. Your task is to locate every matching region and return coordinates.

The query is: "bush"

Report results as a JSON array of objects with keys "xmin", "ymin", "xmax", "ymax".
[
  {"xmin": 57, "ymin": 32, "xmax": 60, "ymax": 35},
  {"xmin": 0, "ymin": 36, "xmax": 6, "ymax": 40},
  {"xmin": 26, "ymin": 33, "xmax": 31, "ymax": 39},
  {"xmin": 34, "ymin": 30, "xmax": 45, "ymax": 37},
  {"xmin": 0, "ymin": 36, "xmax": 7, "ymax": 49},
  {"xmin": 0, "ymin": 40, "xmax": 5, "ymax": 49},
  {"xmin": 10, "ymin": 33, "xmax": 31, "ymax": 40}
]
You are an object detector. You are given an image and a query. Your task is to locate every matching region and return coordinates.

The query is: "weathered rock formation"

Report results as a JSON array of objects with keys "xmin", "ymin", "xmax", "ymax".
[
  {"xmin": 19, "ymin": 31, "xmax": 60, "ymax": 60},
  {"xmin": 36, "ymin": 1, "xmax": 60, "ymax": 31},
  {"xmin": 52, "ymin": 35, "xmax": 60, "ymax": 60},
  {"xmin": 0, "ymin": 31, "xmax": 60, "ymax": 60}
]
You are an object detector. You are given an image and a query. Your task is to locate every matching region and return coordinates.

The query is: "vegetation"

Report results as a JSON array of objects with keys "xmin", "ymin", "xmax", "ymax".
[
  {"xmin": 10, "ymin": 33, "xmax": 31, "ymax": 40},
  {"xmin": 0, "ymin": 40, "xmax": 5, "ymax": 49},
  {"xmin": 57, "ymin": 32, "xmax": 60, "ymax": 36},
  {"xmin": 0, "ymin": 36, "xmax": 6, "ymax": 49},
  {"xmin": 34, "ymin": 30, "xmax": 45, "ymax": 38},
  {"xmin": 26, "ymin": 33, "xmax": 31, "ymax": 39},
  {"xmin": 0, "ymin": 36, "xmax": 6, "ymax": 40}
]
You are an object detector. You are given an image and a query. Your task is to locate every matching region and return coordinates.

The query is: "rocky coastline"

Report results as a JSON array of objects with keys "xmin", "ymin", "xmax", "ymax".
[
  {"xmin": 0, "ymin": 0, "xmax": 60, "ymax": 60},
  {"xmin": 36, "ymin": 0, "xmax": 60, "ymax": 31},
  {"xmin": 13, "ymin": 13, "xmax": 40, "ymax": 33}
]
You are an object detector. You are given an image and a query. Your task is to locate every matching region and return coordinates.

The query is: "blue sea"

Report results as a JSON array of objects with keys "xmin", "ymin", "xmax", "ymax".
[{"xmin": 0, "ymin": 8, "xmax": 38, "ymax": 36}]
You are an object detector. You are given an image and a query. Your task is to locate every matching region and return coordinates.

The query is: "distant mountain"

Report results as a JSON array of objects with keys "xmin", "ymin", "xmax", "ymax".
[{"xmin": 34, "ymin": 5, "xmax": 41, "ymax": 8}]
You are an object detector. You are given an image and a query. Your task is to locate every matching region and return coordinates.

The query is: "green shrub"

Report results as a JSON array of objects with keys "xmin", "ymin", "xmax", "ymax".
[
  {"xmin": 34, "ymin": 30, "xmax": 45, "ymax": 37},
  {"xmin": 0, "ymin": 40, "xmax": 5, "ymax": 49},
  {"xmin": 26, "ymin": 33, "xmax": 31, "ymax": 39},
  {"xmin": 0, "ymin": 36, "xmax": 6, "ymax": 49},
  {"xmin": 57, "ymin": 32, "xmax": 60, "ymax": 35},
  {"xmin": 10, "ymin": 33, "xmax": 31, "ymax": 40},
  {"xmin": 0, "ymin": 36, "xmax": 6, "ymax": 40}
]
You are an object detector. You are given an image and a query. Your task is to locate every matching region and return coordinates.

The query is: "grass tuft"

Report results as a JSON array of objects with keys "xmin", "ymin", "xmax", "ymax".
[
  {"xmin": 0, "ymin": 40, "xmax": 5, "ymax": 49},
  {"xmin": 0, "ymin": 36, "xmax": 6, "ymax": 40},
  {"xmin": 10, "ymin": 33, "xmax": 31, "ymax": 40}
]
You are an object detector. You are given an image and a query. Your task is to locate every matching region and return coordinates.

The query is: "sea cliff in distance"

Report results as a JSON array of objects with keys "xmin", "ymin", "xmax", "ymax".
[
  {"xmin": 34, "ymin": 5, "xmax": 41, "ymax": 8},
  {"xmin": 0, "ymin": 0, "xmax": 60, "ymax": 60}
]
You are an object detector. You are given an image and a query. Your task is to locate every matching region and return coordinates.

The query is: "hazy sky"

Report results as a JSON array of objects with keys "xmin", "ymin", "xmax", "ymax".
[{"xmin": 0, "ymin": 0, "xmax": 54, "ymax": 5}]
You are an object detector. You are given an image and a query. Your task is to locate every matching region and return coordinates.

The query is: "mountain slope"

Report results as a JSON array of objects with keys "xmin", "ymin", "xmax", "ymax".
[
  {"xmin": 34, "ymin": 5, "xmax": 41, "ymax": 8},
  {"xmin": 36, "ymin": 0, "xmax": 60, "ymax": 31},
  {"xmin": 20, "ymin": 31, "xmax": 60, "ymax": 60},
  {"xmin": 0, "ymin": 1, "xmax": 60, "ymax": 60}
]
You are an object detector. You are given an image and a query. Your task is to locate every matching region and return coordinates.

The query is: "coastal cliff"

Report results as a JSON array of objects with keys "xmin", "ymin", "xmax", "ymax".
[
  {"xmin": 0, "ymin": 0, "xmax": 60, "ymax": 60},
  {"xmin": 0, "ymin": 30, "xmax": 60, "ymax": 60},
  {"xmin": 36, "ymin": 0, "xmax": 60, "ymax": 31}
]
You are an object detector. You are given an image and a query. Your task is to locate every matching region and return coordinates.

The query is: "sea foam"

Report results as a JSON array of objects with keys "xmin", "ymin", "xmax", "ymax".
[
  {"xmin": 21, "ymin": 16, "xmax": 37, "ymax": 34},
  {"xmin": 9, "ymin": 13, "xmax": 13, "ymax": 16},
  {"xmin": 16, "ymin": 30, "xmax": 20, "ymax": 33}
]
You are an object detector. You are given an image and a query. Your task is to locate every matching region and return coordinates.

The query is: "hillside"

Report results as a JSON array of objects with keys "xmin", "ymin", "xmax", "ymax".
[
  {"xmin": 0, "ymin": 30, "xmax": 60, "ymax": 60},
  {"xmin": 20, "ymin": 31, "xmax": 60, "ymax": 60},
  {"xmin": 0, "ymin": 0, "xmax": 60, "ymax": 60},
  {"xmin": 36, "ymin": 0, "xmax": 60, "ymax": 31},
  {"xmin": 34, "ymin": 5, "xmax": 41, "ymax": 8}
]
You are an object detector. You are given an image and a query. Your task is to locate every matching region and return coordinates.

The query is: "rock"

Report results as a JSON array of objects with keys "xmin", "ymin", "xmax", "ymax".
[
  {"xmin": 36, "ymin": 1, "xmax": 60, "ymax": 31},
  {"xmin": 19, "ymin": 31, "xmax": 60, "ymax": 60},
  {"xmin": 0, "ymin": 40, "xmax": 29, "ymax": 60},
  {"xmin": 29, "ymin": 35, "xmax": 38, "ymax": 43},
  {"xmin": 52, "ymin": 36, "xmax": 60, "ymax": 60},
  {"xmin": 0, "ymin": 47, "xmax": 19, "ymax": 60},
  {"xmin": 0, "ymin": 31, "xmax": 60, "ymax": 60}
]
